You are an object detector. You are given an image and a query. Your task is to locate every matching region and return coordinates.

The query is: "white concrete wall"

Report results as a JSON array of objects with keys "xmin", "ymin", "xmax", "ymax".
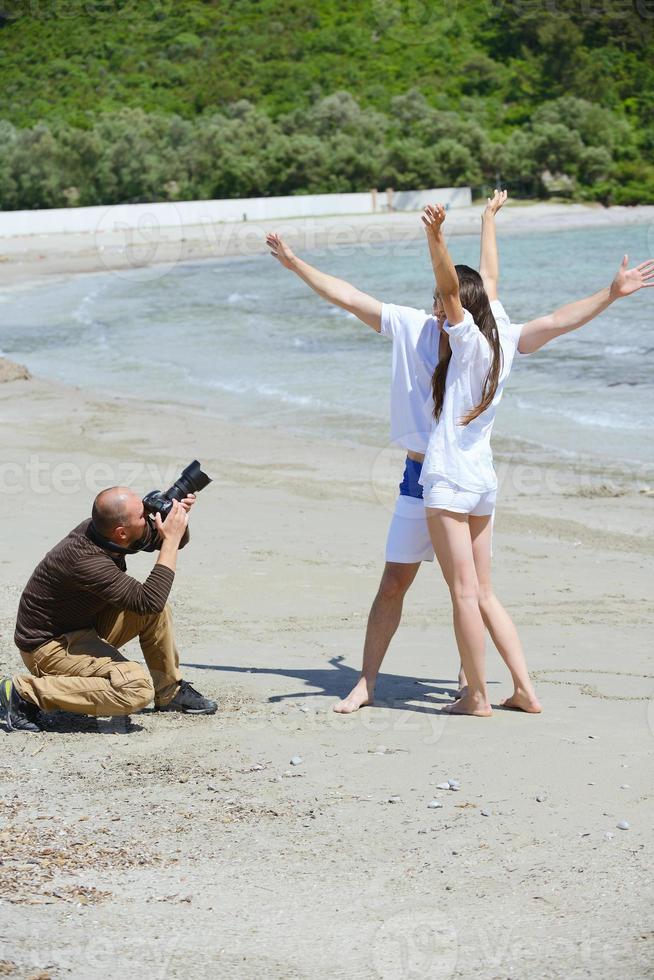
[{"xmin": 0, "ymin": 187, "xmax": 471, "ymax": 238}]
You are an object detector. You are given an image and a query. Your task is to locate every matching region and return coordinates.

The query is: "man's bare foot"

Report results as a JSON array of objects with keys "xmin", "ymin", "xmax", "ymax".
[
  {"xmin": 441, "ymin": 693, "xmax": 492, "ymax": 717},
  {"xmin": 333, "ymin": 677, "xmax": 375, "ymax": 714},
  {"xmin": 500, "ymin": 688, "xmax": 542, "ymax": 713}
]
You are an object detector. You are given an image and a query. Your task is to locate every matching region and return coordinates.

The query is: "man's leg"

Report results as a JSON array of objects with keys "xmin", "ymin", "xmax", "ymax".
[
  {"xmin": 333, "ymin": 560, "xmax": 421, "ymax": 713},
  {"xmin": 95, "ymin": 605, "xmax": 216, "ymax": 714},
  {"xmin": 96, "ymin": 605, "xmax": 181, "ymax": 708},
  {"xmin": 13, "ymin": 631, "xmax": 154, "ymax": 718}
]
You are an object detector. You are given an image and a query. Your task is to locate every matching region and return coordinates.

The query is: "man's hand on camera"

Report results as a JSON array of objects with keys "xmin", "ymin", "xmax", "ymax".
[
  {"xmin": 180, "ymin": 494, "xmax": 196, "ymax": 513},
  {"xmin": 155, "ymin": 500, "xmax": 188, "ymax": 546}
]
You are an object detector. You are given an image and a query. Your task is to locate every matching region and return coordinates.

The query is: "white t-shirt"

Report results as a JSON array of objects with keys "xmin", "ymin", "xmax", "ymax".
[
  {"xmin": 420, "ymin": 305, "xmax": 523, "ymax": 492},
  {"xmin": 380, "ymin": 299, "xmax": 515, "ymax": 458},
  {"xmin": 379, "ymin": 303, "xmax": 440, "ymax": 454}
]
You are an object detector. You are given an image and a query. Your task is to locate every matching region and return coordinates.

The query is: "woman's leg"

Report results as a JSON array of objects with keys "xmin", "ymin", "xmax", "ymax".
[
  {"xmin": 469, "ymin": 514, "xmax": 542, "ymax": 713},
  {"xmin": 425, "ymin": 508, "xmax": 492, "ymax": 717}
]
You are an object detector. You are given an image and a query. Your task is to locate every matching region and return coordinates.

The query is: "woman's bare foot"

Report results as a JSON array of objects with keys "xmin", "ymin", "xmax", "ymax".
[
  {"xmin": 333, "ymin": 677, "xmax": 375, "ymax": 714},
  {"xmin": 454, "ymin": 685, "xmax": 468, "ymax": 701},
  {"xmin": 500, "ymin": 688, "xmax": 542, "ymax": 713},
  {"xmin": 441, "ymin": 692, "xmax": 492, "ymax": 717}
]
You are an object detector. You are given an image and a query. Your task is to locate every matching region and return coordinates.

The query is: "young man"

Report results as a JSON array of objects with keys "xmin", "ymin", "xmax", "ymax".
[
  {"xmin": 2, "ymin": 487, "xmax": 217, "ymax": 732},
  {"xmin": 266, "ymin": 190, "xmax": 510, "ymax": 712}
]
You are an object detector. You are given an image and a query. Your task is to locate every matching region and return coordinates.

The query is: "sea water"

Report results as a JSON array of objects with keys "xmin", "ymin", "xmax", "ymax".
[{"xmin": 1, "ymin": 221, "xmax": 652, "ymax": 475}]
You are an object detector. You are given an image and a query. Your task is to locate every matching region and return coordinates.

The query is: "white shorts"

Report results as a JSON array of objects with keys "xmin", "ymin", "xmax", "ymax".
[
  {"xmin": 422, "ymin": 475, "xmax": 496, "ymax": 516},
  {"xmin": 385, "ymin": 494, "xmax": 434, "ymax": 564}
]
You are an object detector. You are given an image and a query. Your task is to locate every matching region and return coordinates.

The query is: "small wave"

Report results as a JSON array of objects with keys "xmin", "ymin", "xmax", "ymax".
[
  {"xmin": 327, "ymin": 306, "xmax": 356, "ymax": 319},
  {"xmin": 603, "ymin": 345, "xmax": 642, "ymax": 356},
  {"xmin": 200, "ymin": 376, "xmax": 328, "ymax": 409},
  {"xmin": 513, "ymin": 396, "xmax": 644, "ymax": 431},
  {"xmin": 71, "ymin": 290, "xmax": 101, "ymax": 326}
]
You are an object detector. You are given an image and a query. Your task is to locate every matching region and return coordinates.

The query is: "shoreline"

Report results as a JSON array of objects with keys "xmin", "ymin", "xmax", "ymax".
[{"xmin": 1, "ymin": 201, "xmax": 653, "ymax": 289}]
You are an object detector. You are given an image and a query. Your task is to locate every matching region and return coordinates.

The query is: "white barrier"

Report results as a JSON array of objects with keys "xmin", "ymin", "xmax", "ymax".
[{"xmin": 0, "ymin": 187, "xmax": 471, "ymax": 238}]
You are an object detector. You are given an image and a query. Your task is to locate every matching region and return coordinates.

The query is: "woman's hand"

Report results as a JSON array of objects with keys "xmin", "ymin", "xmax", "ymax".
[
  {"xmin": 483, "ymin": 189, "xmax": 508, "ymax": 218},
  {"xmin": 421, "ymin": 203, "xmax": 447, "ymax": 236},
  {"xmin": 266, "ymin": 232, "xmax": 296, "ymax": 270},
  {"xmin": 609, "ymin": 255, "xmax": 654, "ymax": 300}
]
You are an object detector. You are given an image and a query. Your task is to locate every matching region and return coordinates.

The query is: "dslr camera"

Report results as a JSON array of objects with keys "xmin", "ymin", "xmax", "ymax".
[{"xmin": 142, "ymin": 460, "xmax": 212, "ymax": 520}]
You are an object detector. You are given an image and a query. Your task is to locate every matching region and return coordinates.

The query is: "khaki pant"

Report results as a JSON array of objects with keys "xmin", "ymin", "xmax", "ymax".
[{"xmin": 14, "ymin": 605, "xmax": 182, "ymax": 717}]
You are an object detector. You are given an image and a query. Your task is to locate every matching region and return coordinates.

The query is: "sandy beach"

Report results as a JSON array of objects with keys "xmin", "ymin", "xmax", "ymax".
[{"xmin": 1, "ymin": 204, "xmax": 653, "ymax": 979}]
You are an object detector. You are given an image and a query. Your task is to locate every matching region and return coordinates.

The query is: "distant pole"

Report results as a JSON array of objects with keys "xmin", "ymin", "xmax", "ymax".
[
  {"xmin": 386, "ymin": 187, "xmax": 394, "ymax": 212},
  {"xmin": 371, "ymin": 188, "xmax": 378, "ymax": 213}
]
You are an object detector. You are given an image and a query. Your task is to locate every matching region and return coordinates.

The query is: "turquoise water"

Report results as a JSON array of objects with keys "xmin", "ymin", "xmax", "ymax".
[{"xmin": 1, "ymin": 221, "xmax": 653, "ymax": 473}]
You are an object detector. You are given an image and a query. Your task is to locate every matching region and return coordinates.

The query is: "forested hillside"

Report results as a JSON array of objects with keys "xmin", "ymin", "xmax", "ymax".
[{"xmin": 1, "ymin": 0, "xmax": 653, "ymax": 208}]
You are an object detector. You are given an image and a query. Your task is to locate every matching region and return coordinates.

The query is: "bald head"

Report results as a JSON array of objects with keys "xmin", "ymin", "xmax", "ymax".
[{"xmin": 92, "ymin": 487, "xmax": 143, "ymax": 539}]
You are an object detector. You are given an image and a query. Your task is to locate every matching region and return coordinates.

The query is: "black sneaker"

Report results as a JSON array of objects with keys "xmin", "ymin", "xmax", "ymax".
[
  {"xmin": 155, "ymin": 680, "xmax": 217, "ymax": 715},
  {"xmin": 0, "ymin": 677, "xmax": 41, "ymax": 732}
]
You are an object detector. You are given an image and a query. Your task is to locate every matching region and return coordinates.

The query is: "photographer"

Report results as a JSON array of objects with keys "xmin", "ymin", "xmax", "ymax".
[{"xmin": 1, "ymin": 484, "xmax": 216, "ymax": 732}]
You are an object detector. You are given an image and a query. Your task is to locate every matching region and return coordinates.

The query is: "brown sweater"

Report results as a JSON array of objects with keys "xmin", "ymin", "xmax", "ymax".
[{"xmin": 14, "ymin": 519, "xmax": 175, "ymax": 652}]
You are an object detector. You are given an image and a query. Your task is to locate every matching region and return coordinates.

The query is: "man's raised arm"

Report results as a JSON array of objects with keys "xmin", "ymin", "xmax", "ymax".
[
  {"xmin": 479, "ymin": 189, "xmax": 508, "ymax": 301},
  {"xmin": 266, "ymin": 233, "xmax": 382, "ymax": 332},
  {"xmin": 518, "ymin": 255, "xmax": 654, "ymax": 354}
]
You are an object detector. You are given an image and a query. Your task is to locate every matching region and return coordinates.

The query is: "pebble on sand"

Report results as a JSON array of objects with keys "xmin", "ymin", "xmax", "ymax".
[
  {"xmin": 388, "ymin": 795, "xmax": 401, "ymax": 804},
  {"xmin": 536, "ymin": 794, "xmax": 547, "ymax": 803},
  {"xmin": 480, "ymin": 809, "xmax": 490, "ymax": 817},
  {"xmin": 290, "ymin": 756, "xmax": 303, "ymax": 766},
  {"xmin": 604, "ymin": 832, "xmax": 615, "ymax": 840},
  {"xmin": 427, "ymin": 800, "xmax": 443, "ymax": 809},
  {"xmin": 436, "ymin": 782, "xmax": 450, "ymax": 790},
  {"xmin": 448, "ymin": 780, "xmax": 461, "ymax": 791},
  {"xmin": 616, "ymin": 820, "xmax": 630, "ymax": 830}
]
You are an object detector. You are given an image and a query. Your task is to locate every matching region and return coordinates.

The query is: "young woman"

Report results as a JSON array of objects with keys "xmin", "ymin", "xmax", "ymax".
[{"xmin": 421, "ymin": 202, "xmax": 654, "ymax": 717}]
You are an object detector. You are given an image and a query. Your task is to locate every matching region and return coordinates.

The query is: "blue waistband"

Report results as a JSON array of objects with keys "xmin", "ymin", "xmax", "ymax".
[{"xmin": 399, "ymin": 457, "xmax": 423, "ymax": 499}]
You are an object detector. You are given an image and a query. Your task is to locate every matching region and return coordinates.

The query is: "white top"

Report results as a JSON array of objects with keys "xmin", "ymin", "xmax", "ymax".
[
  {"xmin": 420, "ymin": 304, "xmax": 523, "ymax": 492},
  {"xmin": 380, "ymin": 299, "xmax": 516, "ymax": 458},
  {"xmin": 379, "ymin": 303, "xmax": 441, "ymax": 453}
]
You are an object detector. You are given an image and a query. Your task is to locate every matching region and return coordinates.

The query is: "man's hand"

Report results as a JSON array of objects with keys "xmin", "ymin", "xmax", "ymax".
[
  {"xmin": 421, "ymin": 203, "xmax": 447, "ymax": 237},
  {"xmin": 483, "ymin": 189, "xmax": 508, "ymax": 219},
  {"xmin": 609, "ymin": 255, "xmax": 654, "ymax": 300},
  {"xmin": 180, "ymin": 494, "xmax": 196, "ymax": 513},
  {"xmin": 155, "ymin": 500, "xmax": 188, "ymax": 547},
  {"xmin": 266, "ymin": 233, "xmax": 296, "ymax": 270}
]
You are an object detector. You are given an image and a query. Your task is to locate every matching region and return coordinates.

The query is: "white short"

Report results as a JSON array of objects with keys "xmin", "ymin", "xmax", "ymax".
[
  {"xmin": 385, "ymin": 494, "xmax": 434, "ymax": 564},
  {"xmin": 422, "ymin": 475, "xmax": 496, "ymax": 516}
]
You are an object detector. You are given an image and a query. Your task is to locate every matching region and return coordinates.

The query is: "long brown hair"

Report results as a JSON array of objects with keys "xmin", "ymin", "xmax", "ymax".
[{"xmin": 431, "ymin": 265, "xmax": 503, "ymax": 426}]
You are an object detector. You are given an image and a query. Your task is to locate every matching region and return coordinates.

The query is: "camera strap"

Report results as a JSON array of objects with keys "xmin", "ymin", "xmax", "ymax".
[{"xmin": 87, "ymin": 518, "xmax": 157, "ymax": 556}]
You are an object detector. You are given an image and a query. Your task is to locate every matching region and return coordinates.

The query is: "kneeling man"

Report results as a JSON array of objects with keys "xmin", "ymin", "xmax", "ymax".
[{"xmin": 2, "ymin": 486, "xmax": 216, "ymax": 732}]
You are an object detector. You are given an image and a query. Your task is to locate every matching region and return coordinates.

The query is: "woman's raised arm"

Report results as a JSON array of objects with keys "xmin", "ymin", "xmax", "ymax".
[
  {"xmin": 421, "ymin": 204, "xmax": 465, "ymax": 326},
  {"xmin": 518, "ymin": 256, "xmax": 654, "ymax": 354}
]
